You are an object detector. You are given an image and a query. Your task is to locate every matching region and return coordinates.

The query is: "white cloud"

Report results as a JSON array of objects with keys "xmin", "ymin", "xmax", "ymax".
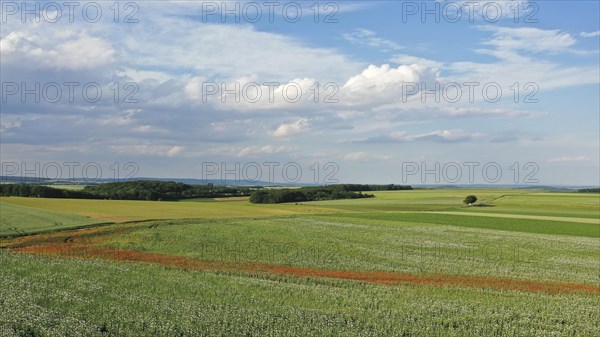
[
  {"xmin": 99, "ymin": 111, "xmax": 137, "ymax": 126},
  {"xmin": 356, "ymin": 129, "xmax": 483, "ymax": 143},
  {"xmin": 343, "ymin": 29, "xmax": 402, "ymax": 52},
  {"xmin": 339, "ymin": 64, "xmax": 440, "ymax": 106},
  {"xmin": 167, "ymin": 146, "xmax": 185, "ymax": 157},
  {"xmin": 237, "ymin": 145, "xmax": 291, "ymax": 157},
  {"xmin": 110, "ymin": 145, "xmax": 184, "ymax": 157},
  {"xmin": 132, "ymin": 125, "xmax": 168, "ymax": 134},
  {"xmin": 344, "ymin": 152, "xmax": 370, "ymax": 161},
  {"xmin": 1, "ymin": 2, "xmax": 598, "ymax": 185},
  {"xmin": 127, "ymin": 19, "xmax": 361, "ymax": 82},
  {"xmin": 183, "ymin": 60, "xmax": 549, "ymax": 120},
  {"xmin": 443, "ymin": 1, "xmax": 534, "ymax": 21},
  {"xmin": 0, "ymin": 119, "xmax": 23, "ymax": 134},
  {"xmin": 435, "ymin": 26, "xmax": 600, "ymax": 91},
  {"xmin": 548, "ymin": 156, "xmax": 590, "ymax": 162},
  {"xmin": 399, "ymin": 107, "xmax": 539, "ymax": 120},
  {"xmin": 1, "ymin": 30, "xmax": 116, "ymax": 70},
  {"xmin": 0, "ymin": 31, "xmax": 30, "ymax": 53},
  {"xmin": 392, "ymin": 54, "xmax": 443, "ymax": 68},
  {"xmin": 580, "ymin": 31, "xmax": 600, "ymax": 38},
  {"xmin": 273, "ymin": 118, "xmax": 311, "ymax": 138},
  {"xmin": 415, "ymin": 129, "xmax": 483, "ymax": 142},
  {"xmin": 479, "ymin": 26, "xmax": 576, "ymax": 54},
  {"xmin": 344, "ymin": 152, "xmax": 392, "ymax": 162},
  {"xmin": 190, "ymin": 77, "xmax": 322, "ymax": 111},
  {"xmin": 184, "ymin": 76, "xmax": 209, "ymax": 101}
]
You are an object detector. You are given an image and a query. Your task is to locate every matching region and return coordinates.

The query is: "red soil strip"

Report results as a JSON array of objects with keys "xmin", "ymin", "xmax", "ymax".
[{"xmin": 13, "ymin": 243, "xmax": 600, "ymax": 295}]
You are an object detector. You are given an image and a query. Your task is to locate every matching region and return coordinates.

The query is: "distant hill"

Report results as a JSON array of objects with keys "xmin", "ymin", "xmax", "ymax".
[
  {"xmin": 414, "ymin": 184, "xmax": 597, "ymax": 191},
  {"xmin": 1, "ymin": 176, "xmax": 597, "ymax": 190},
  {"xmin": 0, "ymin": 176, "xmax": 314, "ymax": 187}
]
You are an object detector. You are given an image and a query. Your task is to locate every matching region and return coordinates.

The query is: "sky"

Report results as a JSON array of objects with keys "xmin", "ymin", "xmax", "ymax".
[{"xmin": 1, "ymin": 0, "xmax": 599, "ymax": 185}]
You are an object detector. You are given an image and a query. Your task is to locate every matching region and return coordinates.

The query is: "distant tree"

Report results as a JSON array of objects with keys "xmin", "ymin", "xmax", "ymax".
[{"xmin": 463, "ymin": 195, "xmax": 477, "ymax": 205}]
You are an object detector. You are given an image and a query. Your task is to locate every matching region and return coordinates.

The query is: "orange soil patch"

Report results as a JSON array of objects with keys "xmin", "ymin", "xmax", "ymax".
[{"xmin": 12, "ymin": 243, "xmax": 600, "ymax": 295}]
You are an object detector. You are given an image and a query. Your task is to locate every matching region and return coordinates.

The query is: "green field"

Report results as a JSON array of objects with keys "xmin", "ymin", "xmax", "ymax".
[
  {"xmin": 0, "ymin": 196, "xmax": 340, "ymax": 224},
  {"xmin": 2, "ymin": 252, "xmax": 597, "ymax": 337},
  {"xmin": 0, "ymin": 202, "xmax": 106, "ymax": 236},
  {"xmin": 1, "ymin": 189, "xmax": 599, "ymax": 336}
]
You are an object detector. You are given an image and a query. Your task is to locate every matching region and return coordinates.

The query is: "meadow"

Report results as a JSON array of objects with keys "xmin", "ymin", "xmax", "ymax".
[{"xmin": 0, "ymin": 189, "xmax": 599, "ymax": 336}]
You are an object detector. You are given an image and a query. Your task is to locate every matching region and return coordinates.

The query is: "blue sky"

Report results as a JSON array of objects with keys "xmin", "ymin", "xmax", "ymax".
[{"xmin": 1, "ymin": 1, "xmax": 599, "ymax": 185}]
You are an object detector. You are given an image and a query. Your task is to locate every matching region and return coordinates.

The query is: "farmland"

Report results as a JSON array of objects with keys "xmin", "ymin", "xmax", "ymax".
[
  {"xmin": 0, "ymin": 196, "xmax": 339, "ymax": 226},
  {"xmin": 0, "ymin": 202, "xmax": 105, "ymax": 237},
  {"xmin": 1, "ymin": 189, "xmax": 599, "ymax": 336}
]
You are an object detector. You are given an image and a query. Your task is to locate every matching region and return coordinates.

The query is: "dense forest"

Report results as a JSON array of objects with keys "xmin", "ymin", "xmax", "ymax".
[
  {"xmin": 248, "ymin": 184, "xmax": 412, "ymax": 204},
  {"xmin": 0, "ymin": 181, "xmax": 254, "ymax": 201},
  {"xmin": 83, "ymin": 181, "xmax": 253, "ymax": 200}
]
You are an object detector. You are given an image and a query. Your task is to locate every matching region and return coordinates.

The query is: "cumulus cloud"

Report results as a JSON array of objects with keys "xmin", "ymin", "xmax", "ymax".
[
  {"xmin": 184, "ymin": 76, "xmax": 209, "ymax": 101},
  {"xmin": 392, "ymin": 54, "xmax": 443, "ymax": 69},
  {"xmin": 339, "ymin": 64, "xmax": 440, "ymax": 106},
  {"xmin": 1, "ymin": 1, "xmax": 597, "ymax": 185},
  {"xmin": 189, "ymin": 77, "xmax": 322, "ymax": 111},
  {"xmin": 273, "ymin": 118, "xmax": 311, "ymax": 138}
]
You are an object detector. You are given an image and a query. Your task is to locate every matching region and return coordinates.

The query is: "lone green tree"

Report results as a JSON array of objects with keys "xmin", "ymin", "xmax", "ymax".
[{"xmin": 463, "ymin": 195, "xmax": 477, "ymax": 205}]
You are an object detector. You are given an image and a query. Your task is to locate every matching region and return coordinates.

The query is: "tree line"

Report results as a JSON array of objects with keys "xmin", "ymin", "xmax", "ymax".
[
  {"xmin": 0, "ymin": 184, "xmax": 96, "ymax": 199},
  {"xmin": 1, "ymin": 181, "xmax": 413, "ymax": 203},
  {"xmin": 0, "ymin": 181, "xmax": 254, "ymax": 201},
  {"xmin": 577, "ymin": 188, "xmax": 600, "ymax": 193},
  {"xmin": 249, "ymin": 184, "xmax": 412, "ymax": 204},
  {"xmin": 332, "ymin": 184, "xmax": 413, "ymax": 191}
]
